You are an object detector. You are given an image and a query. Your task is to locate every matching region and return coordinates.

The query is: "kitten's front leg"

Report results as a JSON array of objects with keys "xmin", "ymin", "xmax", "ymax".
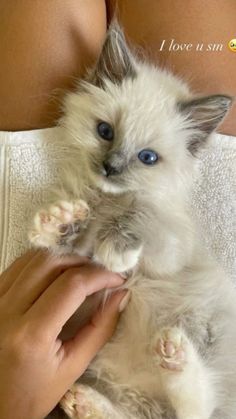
[
  {"xmin": 153, "ymin": 327, "xmax": 215, "ymax": 419},
  {"xmin": 29, "ymin": 200, "xmax": 90, "ymax": 254},
  {"xmin": 94, "ymin": 215, "xmax": 143, "ymax": 273}
]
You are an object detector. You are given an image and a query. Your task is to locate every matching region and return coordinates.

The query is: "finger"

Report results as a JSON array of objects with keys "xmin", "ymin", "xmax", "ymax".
[
  {"xmin": 0, "ymin": 250, "xmax": 38, "ymax": 297},
  {"xmin": 26, "ymin": 265, "xmax": 125, "ymax": 338},
  {"xmin": 6, "ymin": 251, "xmax": 90, "ymax": 312},
  {"xmin": 60, "ymin": 290, "xmax": 129, "ymax": 381}
]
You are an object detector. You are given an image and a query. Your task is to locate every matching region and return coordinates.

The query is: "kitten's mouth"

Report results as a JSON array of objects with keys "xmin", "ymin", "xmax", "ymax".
[
  {"xmin": 94, "ymin": 172, "xmax": 126, "ymax": 194},
  {"xmin": 89, "ymin": 162, "xmax": 127, "ymax": 193}
]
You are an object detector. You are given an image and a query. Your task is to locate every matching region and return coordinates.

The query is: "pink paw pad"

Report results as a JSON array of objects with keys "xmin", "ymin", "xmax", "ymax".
[
  {"xmin": 60, "ymin": 387, "xmax": 85, "ymax": 418},
  {"xmin": 60, "ymin": 384, "xmax": 100, "ymax": 419},
  {"xmin": 29, "ymin": 200, "xmax": 90, "ymax": 248},
  {"xmin": 155, "ymin": 328, "xmax": 187, "ymax": 371}
]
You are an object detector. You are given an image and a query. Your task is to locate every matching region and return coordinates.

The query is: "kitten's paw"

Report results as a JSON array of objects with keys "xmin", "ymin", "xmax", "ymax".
[
  {"xmin": 28, "ymin": 200, "xmax": 90, "ymax": 251},
  {"xmin": 94, "ymin": 242, "xmax": 142, "ymax": 273},
  {"xmin": 60, "ymin": 384, "xmax": 107, "ymax": 419},
  {"xmin": 154, "ymin": 327, "xmax": 187, "ymax": 372}
]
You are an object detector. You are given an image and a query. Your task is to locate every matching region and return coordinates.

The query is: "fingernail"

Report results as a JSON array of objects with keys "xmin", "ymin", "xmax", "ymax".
[
  {"xmin": 119, "ymin": 290, "xmax": 131, "ymax": 312},
  {"xmin": 110, "ymin": 274, "xmax": 125, "ymax": 286}
]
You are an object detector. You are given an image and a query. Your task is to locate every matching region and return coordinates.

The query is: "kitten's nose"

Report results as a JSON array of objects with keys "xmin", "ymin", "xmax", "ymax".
[{"xmin": 102, "ymin": 161, "xmax": 119, "ymax": 177}]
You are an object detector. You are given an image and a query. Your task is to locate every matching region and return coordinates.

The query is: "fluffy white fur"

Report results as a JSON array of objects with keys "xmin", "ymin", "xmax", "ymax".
[{"xmin": 29, "ymin": 24, "xmax": 235, "ymax": 419}]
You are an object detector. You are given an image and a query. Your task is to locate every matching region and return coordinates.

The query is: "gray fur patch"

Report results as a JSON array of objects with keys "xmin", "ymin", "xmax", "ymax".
[
  {"xmin": 178, "ymin": 95, "xmax": 233, "ymax": 155},
  {"xmin": 91, "ymin": 21, "xmax": 137, "ymax": 88},
  {"xmin": 103, "ymin": 150, "xmax": 128, "ymax": 176}
]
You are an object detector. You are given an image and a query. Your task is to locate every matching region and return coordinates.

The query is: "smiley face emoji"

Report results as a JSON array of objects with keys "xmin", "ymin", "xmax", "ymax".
[{"xmin": 228, "ymin": 39, "xmax": 236, "ymax": 52}]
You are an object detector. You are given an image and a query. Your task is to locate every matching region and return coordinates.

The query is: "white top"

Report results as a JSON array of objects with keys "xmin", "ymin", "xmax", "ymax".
[{"xmin": 0, "ymin": 128, "xmax": 235, "ymax": 281}]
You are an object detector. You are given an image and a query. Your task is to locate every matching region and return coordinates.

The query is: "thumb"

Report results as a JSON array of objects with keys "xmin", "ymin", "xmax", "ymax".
[{"xmin": 61, "ymin": 289, "xmax": 130, "ymax": 380}]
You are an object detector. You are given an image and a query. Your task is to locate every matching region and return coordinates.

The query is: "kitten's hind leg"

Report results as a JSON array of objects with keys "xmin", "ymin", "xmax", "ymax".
[
  {"xmin": 60, "ymin": 383, "xmax": 123, "ymax": 419},
  {"xmin": 29, "ymin": 200, "xmax": 90, "ymax": 253},
  {"xmin": 153, "ymin": 327, "xmax": 215, "ymax": 419}
]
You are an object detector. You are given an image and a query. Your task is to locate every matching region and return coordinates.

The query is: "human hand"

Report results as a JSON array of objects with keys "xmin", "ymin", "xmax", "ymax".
[{"xmin": 0, "ymin": 250, "xmax": 126, "ymax": 419}]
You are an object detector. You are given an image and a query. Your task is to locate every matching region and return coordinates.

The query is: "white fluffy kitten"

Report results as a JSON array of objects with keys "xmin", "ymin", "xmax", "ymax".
[{"xmin": 29, "ymin": 23, "xmax": 235, "ymax": 419}]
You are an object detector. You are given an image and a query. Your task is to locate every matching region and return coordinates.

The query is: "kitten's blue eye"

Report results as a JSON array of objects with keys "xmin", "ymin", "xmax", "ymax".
[
  {"xmin": 97, "ymin": 122, "xmax": 114, "ymax": 141},
  {"xmin": 138, "ymin": 149, "xmax": 159, "ymax": 165}
]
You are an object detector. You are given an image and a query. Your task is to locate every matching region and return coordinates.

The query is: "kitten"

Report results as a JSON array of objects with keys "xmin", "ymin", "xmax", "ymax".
[{"xmin": 29, "ymin": 23, "xmax": 235, "ymax": 419}]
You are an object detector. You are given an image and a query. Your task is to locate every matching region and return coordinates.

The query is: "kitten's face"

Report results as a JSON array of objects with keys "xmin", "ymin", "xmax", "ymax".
[
  {"xmin": 80, "ymin": 75, "xmax": 192, "ymax": 196},
  {"xmin": 64, "ymin": 74, "xmax": 192, "ymax": 196},
  {"xmin": 62, "ymin": 24, "xmax": 232, "ymax": 197}
]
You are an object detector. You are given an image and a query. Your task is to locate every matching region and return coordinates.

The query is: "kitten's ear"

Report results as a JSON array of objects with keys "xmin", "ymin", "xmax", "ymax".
[
  {"xmin": 90, "ymin": 20, "xmax": 137, "ymax": 87},
  {"xmin": 179, "ymin": 95, "xmax": 233, "ymax": 155}
]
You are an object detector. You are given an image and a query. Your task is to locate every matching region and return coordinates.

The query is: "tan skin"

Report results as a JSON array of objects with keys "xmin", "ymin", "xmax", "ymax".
[
  {"xmin": 0, "ymin": 250, "xmax": 126, "ymax": 419},
  {"xmin": 0, "ymin": 1, "xmax": 235, "ymax": 417},
  {"xmin": 0, "ymin": 0, "xmax": 107, "ymax": 130},
  {"xmin": 0, "ymin": 0, "xmax": 235, "ymax": 133}
]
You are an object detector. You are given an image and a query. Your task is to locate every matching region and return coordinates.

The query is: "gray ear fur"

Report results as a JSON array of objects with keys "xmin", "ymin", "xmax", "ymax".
[
  {"xmin": 179, "ymin": 95, "xmax": 233, "ymax": 155},
  {"xmin": 91, "ymin": 20, "xmax": 137, "ymax": 88}
]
